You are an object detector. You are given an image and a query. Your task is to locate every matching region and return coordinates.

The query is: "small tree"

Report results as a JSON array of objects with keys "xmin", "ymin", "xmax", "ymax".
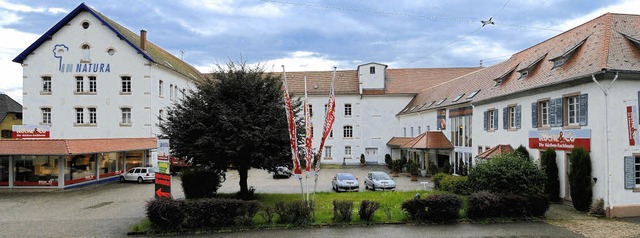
[
  {"xmin": 569, "ymin": 147, "xmax": 593, "ymax": 211},
  {"xmin": 468, "ymin": 153, "xmax": 545, "ymax": 196},
  {"xmin": 360, "ymin": 154, "xmax": 366, "ymax": 165},
  {"xmin": 515, "ymin": 145, "xmax": 531, "ymax": 160},
  {"xmin": 385, "ymin": 154, "xmax": 392, "ymax": 170},
  {"xmin": 541, "ymin": 149, "xmax": 560, "ymax": 202}
]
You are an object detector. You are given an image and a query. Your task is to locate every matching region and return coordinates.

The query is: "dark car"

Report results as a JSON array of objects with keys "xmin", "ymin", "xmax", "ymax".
[
  {"xmin": 272, "ymin": 166, "xmax": 292, "ymax": 179},
  {"xmin": 332, "ymin": 172, "xmax": 359, "ymax": 192}
]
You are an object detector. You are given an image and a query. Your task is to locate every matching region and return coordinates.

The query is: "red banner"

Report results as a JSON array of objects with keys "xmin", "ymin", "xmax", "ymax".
[
  {"xmin": 155, "ymin": 173, "xmax": 171, "ymax": 198},
  {"xmin": 628, "ymin": 106, "xmax": 638, "ymax": 146},
  {"xmin": 304, "ymin": 97, "xmax": 313, "ymax": 173},
  {"xmin": 315, "ymin": 77, "xmax": 336, "ymax": 173},
  {"xmin": 283, "ymin": 77, "xmax": 302, "ymax": 175}
]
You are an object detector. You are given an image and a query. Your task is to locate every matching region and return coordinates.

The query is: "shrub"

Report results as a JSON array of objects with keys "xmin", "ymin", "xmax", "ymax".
[
  {"xmin": 525, "ymin": 194, "xmax": 550, "ymax": 217},
  {"xmin": 401, "ymin": 198, "xmax": 427, "ymax": 221},
  {"xmin": 467, "ymin": 153, "xmax": 545, "ymax": 196},
  {"xmin": 501, "ymin": 194, "xmax": 528, "ymax": 217},
  {"xmin": 332, "ymin": 200, "xmax": 354, "ymax": 223},
  {"xmin": 385, "ymin": 154, "xmax": 392, "ymax": 170},
  {"xmin": 235, "ymin": 201, "xmax": 260, "ymax": 226},
  {"xmin": 589, "ymin": 198, "xmax": 605, "ymax": 217},
  {"xmin": 275, "ymin": 200, "xmax": 311, "ymax": 225},
  {"xmin": 360, "ymin": 154, "xmax": 366, "ymax": 165},
  {"xmin": 439, "ymin": 175, "xmax": 470, "ymax": 195},
  {"xmin": 423, "ymin": 194, "xmax": 462, "ymax": 222},
  {"xmin": 515, "ymin": 145, "xmax": 531, "ymax": 160},
  {"xmin": 181, "ymin": 168, "xmax": 223, "ymax": 199},
  {"xmin": 541, "ymin": 149, "xmax": 561, "ymax": 202},
  {"xmin": 569, "ymin": 147, "xmax": 593, "ymax": 212},
  {"xmin": 260, "ymin": 205, "xmax": 275, "ymax": 224},
  {"xmin": 146, "ymin": 198, "xmax": 185, "ymax": 230},
  {"xmin": 427, "ymin": 160, "xmax": 438, "ymax": 176},
  {"xmin": 467, "ymin": 191, "xmax": 502, "ymax": 219},
  {"xmin": 358, "ymin": 200, "xmax": 380, "ymax": 222},
  {"xmin": 392, "ymin": 159, "xmax": 404, "ymax": 173},
  {"xmin": 432, "ymin": 173, "xmax": 448, "ymax": 190},
  {"xmin": 182, "ymin": 198, "xmax": 246, "ymax": 228},
  {"xmin": 408, "ymin": 160, "xmax": 420, "ymax": 176}
]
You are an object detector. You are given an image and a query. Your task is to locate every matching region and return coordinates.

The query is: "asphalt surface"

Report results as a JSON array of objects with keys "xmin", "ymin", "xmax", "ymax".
[{"xmin": 0, "ymin": 166, "xmax": 585, "ymax": 237}]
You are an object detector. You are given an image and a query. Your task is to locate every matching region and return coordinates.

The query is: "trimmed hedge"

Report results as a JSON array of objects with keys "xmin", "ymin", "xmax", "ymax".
[
  {"xmin": 275, "ymin": 200, "xmax": 311, "ymax": 225},
  {"xmin": 432, "ymin": 173, "xmax": 448, "ymax": 189},
  {"xmin": 467, "ymin": 192, "xmax": 550, "ymax": 219},
  {"xmin": 180, "ymin": 169, "xmax": 224, "ymax": 199},
  {"xmin": 401, "ymin": 194, "xmax": 462, "ymax": 223},
  {"xmin": 439, "ymin": 175, "xmax": 470, "ymax": 195},
  {"xmin": 146, "ymin": 198, "xmax": 259, "ymax": 230},
  {"xmin": 146, "ymin": 198, "xmax": 184, "ymax": 230},
  {"xmin": 358, "ymin": 200, "xmax": 380, "ymax": 222},
  {"xmin": 332, "ymin": 200, "xmax": 354, "ymax": 223},
  {"xmin": 467, "ymin": 191, "xmax": 501, "ymax": 219}
]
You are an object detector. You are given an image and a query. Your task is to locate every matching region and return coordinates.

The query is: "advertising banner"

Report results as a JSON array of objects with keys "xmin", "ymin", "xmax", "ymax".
[
  {"xmin": 155, "ymin": 139, "xmax": 171, "ymax": 198},
  {"xmin": 12, "ymin": 125, "xmax": 50, "ymax": 139},
  {"xmin": 627, "ymin": 106, "xmax": 638, "ymax": 146},
  {"xmin": 449, "ymin": 106, "xmax": 473, "ymax": 118},
  {"xmin": 157, "ymin": 139, "xmax": 170, "ymax": 161},
  {"xmin": 528, "ymin": 129, "xmax": 591, "ymax": 151},
  {"xmin": 437, "ymin": 109, "xmax": 447, "ymax": 130},
  {"xmin": 155, "ymin": 173, "xmax": 171, "ymax": 198}
]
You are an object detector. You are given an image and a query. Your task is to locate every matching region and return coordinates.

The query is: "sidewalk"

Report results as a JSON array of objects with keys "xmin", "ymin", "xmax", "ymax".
[{"xmin": 545, "ymin": 203, "xmax": 640, "ymax": 238}]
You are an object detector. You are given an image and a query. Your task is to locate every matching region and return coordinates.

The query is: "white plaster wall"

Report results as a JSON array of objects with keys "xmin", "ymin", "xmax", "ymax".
[{"xmin": 358, "ymin": 63, "xmax": 385, "ymax": 90}]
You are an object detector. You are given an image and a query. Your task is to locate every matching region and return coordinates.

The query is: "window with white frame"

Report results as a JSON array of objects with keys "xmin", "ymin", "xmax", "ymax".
[
  {"xmin": 42, "ymin": 76, "xmax": 51, "ymax": 93},
  {"xmin": 75, "ymin": 76, "xmax": 84, "ymax": 93},
  {"xmin": 564, "ymin": 95, "xmax": 579, "ymax": 126},
  {"xmin": 343, "ymin": 125, "xmax": 353, "ymax": 138},
  {"xmin": 88, "ymin": 76, "xmax": 96, "ymax": 93},
  {"xmin": 174, "ymin": 86, "xmax": 179, "ymax": 100},
  {"xmin": 345, "ymin": 146, "xmax": 352, "ymax": 157},
  {"xmin": 344, "ymin": 103, "xmax": 352, "ymax": 116},
  {"xmin": 75, "ymin": 108, "xmax": 84, "ymax": 124},
  {"xmin": 508, "ymin": 106, "xmax": 516, "ymax": 128},
  {"xmin": 88, "ymin": 107, "xmax": 96, "ymax": 124},
  {"xmin": 159, "ymin": 109, "xmax": 164, "ymax": 121},
  {"xmin": 325, "ymin": 146, "xmax": 332, "ymax": 159},
  {"xmin": 484, "ymin": 109, "xmax": 497, "ymax": 131},
  {"xmin": 169, "ymin": 84, "xmax": 173, "ymax": 100},
  {"xmin": 159, "ymin": 80, "xmax": 164, "ymax": 97},
  {"xmin": 41, "ymin": 108, "xmax": 51, "ymax": 124},
  {"xmin": 121, "ymin": 108, "xmax": 131, "ymax": 125},
  {"xmin": 539, "ymin": 100, "xmax": 550, "ymax": 127},
  {"xmin": 121, "ymin": 76, "xmax": 131, "ymax": 93}
]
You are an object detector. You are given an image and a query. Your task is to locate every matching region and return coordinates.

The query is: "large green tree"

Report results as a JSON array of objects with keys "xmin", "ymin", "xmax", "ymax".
[{"xmin": 161, "ymin": 61, "xmax": 295, "ymax": 198}]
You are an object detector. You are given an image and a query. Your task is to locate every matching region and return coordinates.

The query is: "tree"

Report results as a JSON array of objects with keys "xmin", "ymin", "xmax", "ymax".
[
  {"xmin": 515, "ymin": 145, "xmax": 531, "ymax": 160},
  {"xmin": 161, "ymin": 61, "xmax": 294, "ymax": 199},
  {"xmin": 569, "ymin": 147, "xmax": 593, "ymax": 211},
  {"xmin": 541, "ymin": 149, "xmax": 560, "ymax": 202}
]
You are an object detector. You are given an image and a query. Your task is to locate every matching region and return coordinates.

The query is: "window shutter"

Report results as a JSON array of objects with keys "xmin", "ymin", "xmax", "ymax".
[
  {"xmin": 579, "ymin": 93, "xmax": 588, "ymax": 126},
  {"xmin": 516, "ymin": 105, "xmax": 522, "ymax": 129},
  {"xmin": 531, "ymin": 102, "xmax": 538, "ymax": 128},
  {"xmin": 502, "ymin": 107, "xmax": 508, "ymax": 129},
  {"xmin": 493, "ymin": 109, "xmax": 499, "ymax": 130},
  {"xmin": 483, "ymin": 111, "xmax": 488, "ymax": 131},
  {"xmin": 549, "ymin": 99, "xmax": 556, "ymax": 126},
  {"xmin": 554, "ymin": 98, "xmax": 563, "ymax": 127}
]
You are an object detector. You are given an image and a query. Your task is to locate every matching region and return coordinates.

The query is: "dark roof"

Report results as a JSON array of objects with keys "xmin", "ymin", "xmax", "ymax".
[
  {"xmin": 0, "ymin": 94, "xmax": 22, "ymax": 123},
  {"xmin": 12, "ymin": 3, "xmax": 203, "ymax": 82},
  {"xmin": 400, "ymin": 13, "xmax": 640, "ymax": 114}
]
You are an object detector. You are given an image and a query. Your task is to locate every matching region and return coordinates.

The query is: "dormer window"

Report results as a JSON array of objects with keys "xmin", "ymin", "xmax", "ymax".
[
  {"xmin": 494, "ymin": 79, "xmax": 503, "ymax": 87},
  {"xmin": 427, "ymin": 100, "xmax": 436, "ymax": 107},
  {"xmin": 621, "ymin": 32, "xmax": 640, "ymax": 49},
  {"xmin": 493, "ymin": 65, "xmax": 518, "ymax": 87},
  {"xmin": 452, "ymin": 94, "xmax": 465, "ymax": 102},
  {"xmin": 467, "ymin": 90, "xmax": 480, "ymax": 99},
  {"xmin": 436, "ymin": 98, "xmax": 447, "ymax": 106},
  {"xmin": 369, "ymin": 66, "xmax": 375, "ymax": 74},
  {"xmin": 518, "ymin": 53, "xmax": 547, "ymax": 80},
  {"xmin": 550, "ymin": 37, "xmax": 588, "ymax": 69}
]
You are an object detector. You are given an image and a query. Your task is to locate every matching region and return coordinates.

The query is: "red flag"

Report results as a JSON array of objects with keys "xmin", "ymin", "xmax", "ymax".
[
  {"xmin": 283, "ymin": 73, "xmax": 302, "ymax": 175},
  {"xmin": 304, "ymin": 76, "xmax": 313, "ymax": 174},
  {"xmin": 315, "ymin": 70, "xmax": 336, "ymax": 173}
]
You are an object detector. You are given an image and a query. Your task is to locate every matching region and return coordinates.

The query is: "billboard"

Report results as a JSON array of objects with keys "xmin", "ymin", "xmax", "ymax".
[
  {"xmin": 12, "ymin": 125, "xmax": 50, "ymax": 139},
  {"xmin": 528, "ymin": 129, "xmax": 591, "ymax": 151}
]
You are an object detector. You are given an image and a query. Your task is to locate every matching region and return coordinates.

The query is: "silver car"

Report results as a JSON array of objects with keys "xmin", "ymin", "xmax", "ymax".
[
  {"xmin": 119, "ymin": 167, "xmax": 156, "ymax": 183},
  {"xmin": 364, "ymin": 171, "xmax": 396, "ymax": 191},
  {"xmin": 332, "ymin": 173, "xmax": 359, "ymax": 192}
]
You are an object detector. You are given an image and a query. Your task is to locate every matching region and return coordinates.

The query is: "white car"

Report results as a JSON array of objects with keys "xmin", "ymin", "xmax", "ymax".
[
  {"xmin": 332, "ymin": 173, "xmax": 359, "ymax": 192},
  {"xmin": 364, "ymin": 171, "xmax": 396, "ymax": 191},
  {"xmin": 119, "ymin": 167, "xmax": 156, "ymax": 183}
]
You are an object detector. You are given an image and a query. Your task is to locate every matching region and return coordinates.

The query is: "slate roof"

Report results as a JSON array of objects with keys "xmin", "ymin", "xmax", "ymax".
[
  {"xmin": 399, "ymin": 13, "xmax": 640, "ymax": 115},
  {"xmin": 0, "ymin": 94, "xmax": 22, "ymax": 123},
  {"xmin": 0, "ymin": 138, "xmax": 157, "ymax": 155},
  {"xmin": 266, "ymin": 67, "xmax": 481, "ymax": 96},
  {"xmin": 12, "ymin": 3, "xmax": 203, "ymax": 82}
]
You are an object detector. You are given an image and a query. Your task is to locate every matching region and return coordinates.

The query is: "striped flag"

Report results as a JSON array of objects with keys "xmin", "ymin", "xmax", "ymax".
[
  {"xmin": 304, "ymin": 76, "xmax": 313, "ymax": 174},
  {"xmin": 283, "ymin": 70, "xmax": 302, "ymax": 175},
  {"xmin": 315, "ymin": 69, "xmax": 336, "ymax": 174}
]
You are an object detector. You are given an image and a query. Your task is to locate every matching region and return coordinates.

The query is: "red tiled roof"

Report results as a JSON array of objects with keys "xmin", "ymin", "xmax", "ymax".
[
  {"xmin": 0, "ymin": 138, "xmax": 157, "ymax": 155},
  {"xmin": 397, "ymin": 131, "xmax": 453, "ymax": 149},
  {"xmin": 476, "ymin": 144, "xmax": 514, "ymax": 159},
  {"xmin": 400, "ymin": 13, "xmax": 640, "ymax": 114},
  {"xmin": 386, "ymin": 137, "xmax": 414, "ymax": 148}
]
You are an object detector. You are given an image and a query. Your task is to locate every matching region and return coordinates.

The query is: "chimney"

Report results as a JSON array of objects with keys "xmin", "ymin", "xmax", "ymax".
[{"xmin": 140, "ymin": 29, "xmax": 147, "ymax": 51}]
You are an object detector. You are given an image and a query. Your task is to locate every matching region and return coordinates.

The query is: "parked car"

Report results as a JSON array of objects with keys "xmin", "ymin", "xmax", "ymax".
[
  {"xmin": 120, "ymin": 167, "xmax": 156, "ymax": 183},
  {"xmin": 272, "ymin": 166, "xmax": 292, "ymax": 179},
  {"xmin": 332, "ymin": 172, "xmax": 359, "ymax": 192},
  {"xmin": 364, "ymin": 171, "xmax": 396, "ymax": 191}
]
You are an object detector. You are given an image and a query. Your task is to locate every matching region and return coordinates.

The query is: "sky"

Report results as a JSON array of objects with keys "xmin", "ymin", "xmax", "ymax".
[{"xmin": 1, "ymin": 0, "xmax": 640, "ymax": 104}]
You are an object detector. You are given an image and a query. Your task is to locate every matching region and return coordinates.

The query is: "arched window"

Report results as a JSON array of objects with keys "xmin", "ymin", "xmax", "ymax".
[{"xmin": 82, "ymin": 44, "xmax": 91, "ymax": 61}]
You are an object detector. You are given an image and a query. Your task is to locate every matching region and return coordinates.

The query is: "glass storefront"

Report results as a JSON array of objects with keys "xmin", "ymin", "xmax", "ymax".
[
  {"xmin": 125, "ymin": 151, "xmax": 144, "ymax": 169},
  {"xmin": 0, "ymin": 156, "xmax": 8, "ymax": 186},
  {"xmin": 14, "ymin": 155, "xmax": 60, "ymax": 186},
  {"xmin": 65, "ymin": 154, "xmax": 97, "ymax": 185},
  {"xmin": 99, "ymin": 152, "xmax": 125, "ymax": 178}
]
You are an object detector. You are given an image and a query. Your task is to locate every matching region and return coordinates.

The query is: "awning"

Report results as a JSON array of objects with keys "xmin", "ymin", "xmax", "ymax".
[
  {"xmin": 387, "ymin": 131, "xmax": 453, "ymax": 150},
  {"xmin": 0, "ymin": 138, "xmax": 157, "ymax": 155},
  {"xmin": 476, "ymin": 144, "xmax": 513, "ymax": 159}
]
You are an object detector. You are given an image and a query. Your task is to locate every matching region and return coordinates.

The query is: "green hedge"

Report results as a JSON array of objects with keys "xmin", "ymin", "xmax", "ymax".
[
  {"xmin": 468, "ymin": 153, "xmax": 545, "ymax": 196},
  {"xmin": 146, "ymin": 198, "xmax": 259, "ymax": 230},
  {"xmin": 401, "ymin": 194, "xmax": 462, "ymax": 223},
  {"xmin": 467, "ymin": 191, "xmax": 549, "ymax": 219}
]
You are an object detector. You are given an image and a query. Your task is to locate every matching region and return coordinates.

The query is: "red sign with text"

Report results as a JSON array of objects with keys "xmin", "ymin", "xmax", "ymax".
[
  {"xmin": 12, "ymin": 125, "xmax": 50, "ymax": 139},
  {"xmin": 529, "ymin": 129, "xmax": 591, "ymax": 151},
  {"xmin": 627, "ymin": 106, "xmax": 638, "ymax": 146}
]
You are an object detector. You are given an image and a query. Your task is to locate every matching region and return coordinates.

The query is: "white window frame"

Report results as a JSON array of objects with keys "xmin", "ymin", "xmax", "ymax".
[
  {"xmin": 539, "ymin": 101, "xmax": 550, "ymax": 127},
  {"xmin": 159, "ymin": 80, "xmax": 164, "ymax": 97},
  {"xmin": 75, "ymin": 108, "xmax": 84, "ymax": 124},
  {"xmin": 369, "ymin": 66, "xmax": 375, "ymax": 74},
  {"xmin": 121, "ymin": 76, "xmax": 131, "ymax": 93},
  {"xmin": 488, "ymin": 110, "xmax": 496, "ymax": 131},
  {"xmin": 343, "ymin": 125, "xmax": 353, "ymax": 138},
  {"xmin": 42, "ymin": 76, "xmax": 51, "ymax": 93},
  {"xmin": 325, "ymin": 146, "xmax": 332, "ymax": 159},
  {"xmin": 344, "ymin": 103, "xmax": 352, "ymax": 116},
  {"xmin": 345, "ymin": 146, "xmax": 352, "ymax": 157},
  {"xmin": 121, "ymin": 108, "xmax": 132, "ymax": 125},
  {"xmin": 88, "ymin": 107, "xmax": 97, "ymax": 124},
  {"xmin": 41, "ymin": 108, "xmax": 51, "ymax": 125},
  {"xmin": 508, "ymin": 106, "xmax": 516, "ymax": 129},
  {"xmin": 75, "ymin": 76, "xmax": 84, "ymax": 93},
  {"xmin": 88, "ymin": 76, "xmax": 97, "ymax": 93},
  {"xmin": 169, "ymin": 84, "xmax": 173, "ymax": 100},
  {"xmin": 635, "ymin": 156, "xmax": 640, "ymax": 188},
  {"xmin": 565, "ymin": 95, "xmax": 579, "ymax": 126}
]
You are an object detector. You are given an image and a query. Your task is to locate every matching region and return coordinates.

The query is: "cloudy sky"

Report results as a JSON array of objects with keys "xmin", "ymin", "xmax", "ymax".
[{"xmin": 1, "ymin": 0, "xmax": 640, "ymax": 103}]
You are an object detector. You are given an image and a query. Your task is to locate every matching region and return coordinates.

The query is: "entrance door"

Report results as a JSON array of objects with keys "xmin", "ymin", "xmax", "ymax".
[
  {"xmin": 565, "ymin": 152, "xmax": 572, "ymax": 201},
  {"xmin": 365, "ymin": 148, "xmax": 378, "ymax": 164}
]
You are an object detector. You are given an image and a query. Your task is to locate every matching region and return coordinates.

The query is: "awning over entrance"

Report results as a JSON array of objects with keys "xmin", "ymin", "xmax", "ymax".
[
  {"xmin": 387, "ymin": 131, "xmax": 453, "ymax": 150},
  {"xmin": 0, "ymin": 138, "xmax": 157, "ymax": 155},
  {"xmin": 476, "ymin": 144, "xmax": 514, "ymax": 159}
]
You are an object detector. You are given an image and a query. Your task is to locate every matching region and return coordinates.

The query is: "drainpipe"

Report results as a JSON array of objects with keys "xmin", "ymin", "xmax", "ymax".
[{"xmin": 591, "ymin": 71, "xmax": 618, "ymax": 217}]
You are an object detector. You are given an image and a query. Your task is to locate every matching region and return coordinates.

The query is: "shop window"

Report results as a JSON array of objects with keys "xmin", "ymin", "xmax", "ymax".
[
  {"xmin": 125, "ymin": 151, "xmax": 144, "ymax": 169},
  {"xmin": 99, "ymin": 152, "xmax": 125, "ymax": 178},
  {"xmin": 503, "ymin": 105, "xmax": 521, "ymax": 130},
  {"xmin": 65, "ymin": 154, "xmax": 97, "ymax": 185},
  {"xmin": 121, "ymin": 76, "xmax": 131, "ymax": 93},
  {"xmin": 0, "ymin": 156, "xmax": 8, "ymax": 186},
  {"xmin": 343, "ymin": 125, "xmax": 353, "ymax": 138},
  {"xmin": 15, "ymin": 155, "xmax": 60, "ymax": 186}
]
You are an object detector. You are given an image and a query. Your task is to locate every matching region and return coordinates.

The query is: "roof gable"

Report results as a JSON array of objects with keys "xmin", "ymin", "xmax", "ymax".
[{"xmin": 0, "ymin": 94, "xmax": 22, "ymax": 123}]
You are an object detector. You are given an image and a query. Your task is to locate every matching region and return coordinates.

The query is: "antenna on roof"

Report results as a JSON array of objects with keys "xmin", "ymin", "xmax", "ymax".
[{"xmin": 179, "ymin": 50, "xmax": 186, "ymax": 60}]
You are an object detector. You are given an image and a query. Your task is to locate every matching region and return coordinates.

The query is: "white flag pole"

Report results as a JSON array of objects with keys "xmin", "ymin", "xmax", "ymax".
[{"xmin": 312, "ymin": 66, "xmax": 337, "ymax": 208}]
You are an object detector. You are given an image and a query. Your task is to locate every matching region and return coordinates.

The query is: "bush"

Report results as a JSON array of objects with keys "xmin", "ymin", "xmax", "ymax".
[
  {"xmin": 401, "ymin": 198, "xmax": 427, "ymax": 221},
  {"xmin": 467, "ymin": 153, "xmax": 545, "ymax": 196},
  {"xmin": 525, "ymin": 194, "xmax": 550, "ymax": 217},
  {"xmin": 332, "ymin": 200, "xmax": 354, "ymax": 223},
  {"xmin": 181, "ymin": 168, "xmax": 223, "ymax": 199},
  {"xmin": 182, "ymin": 198, "xmax": 246, "ymax": 228},
  {"xmin": 235, "ymin": 201, "xmax": 260, "ymax": 226},
  {"xmin": 275, "ymin": 200, "xmax": 311, "ymax": 225},
  {"xmin": 423, "ymin": 194, "xmax": 462, "ymax": 222},
  {"xmin": 392, "ymin": 159, "xmax": 404, "ymax": 173},
  {"xmin": 427, "ymin": 160, "xmax": 438, "ymax": 176},
  {"xmin": 432, "ymin": 173, "xmax": 448, "ymax": 190},
  {"xmin": 408, "ymin": 160, "xmax": 420, "ymax": 176},
  {"xmin": 385, "ymin": 154, "xmax": 392, "ymax": 170},
  {"xmin": 439, "ymin": 175, "xmax": 470, "ymax": 195},
  {"xmin": 541, "ymin": 149, "xmax": 561, "ymax": 202},
  {"xmin": 501, "ymin": 194, "xmax": 528, "ymax": 217},
  {"xmin": 589, "ymin": 198, "xmax": 605, "ymax": 217},
  {"xmin": 358, "ymin": 200, "xmax": 380, "ymax": 222},
  {"xmin": 360, "ymin": 154, "xmax": 366, "ymax": 165},
  {"xmin": 515, "ymin": 145, "xmax": 531, "ymax": 160},
  {"xmin": 146, "ymin": 198, "xmax": 185, "ymax": 230},
  {"xmin": 467, "ymin": 191, "xmax": 502, "ymax": 219},
  {"xmin": 569, "ymin": 147, "xmax": 593, "ymax": 212}
]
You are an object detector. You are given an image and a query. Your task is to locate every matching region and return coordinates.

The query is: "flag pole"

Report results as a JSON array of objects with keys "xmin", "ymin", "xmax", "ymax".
[
  {"xmin": 312, "ymin": 66, "xmax": 337, "ymax": 209},
  {"xmin": 282, "ymin": 65, "xmax": 304, "ymax": 200}
]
